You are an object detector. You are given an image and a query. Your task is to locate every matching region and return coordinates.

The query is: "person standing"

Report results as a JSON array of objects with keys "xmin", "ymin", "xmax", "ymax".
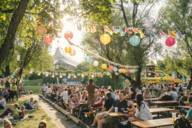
[
  {"xmin": 86, "ymin": 79, "xmax": 96, "ymax": 105},
  {"xmin": 10, "ymin": 79, "xmax": 18, "ymax": 101},
  {"xmin": 187, "ymin": 77, "xmax": 192, "ymax": 90}
]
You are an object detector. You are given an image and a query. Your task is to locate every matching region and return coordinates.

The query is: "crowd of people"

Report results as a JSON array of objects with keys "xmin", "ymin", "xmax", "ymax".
[
  {"xmin": 0, "ymin": 77, "xmax": 45, "ymax": 128},
  {"xmin": 0, "ymin": 78, "xmax": 25, "ymax": 102},
  {"xmin": 42, "ymin": 79, "xmax": 192, "ymax": 128}
]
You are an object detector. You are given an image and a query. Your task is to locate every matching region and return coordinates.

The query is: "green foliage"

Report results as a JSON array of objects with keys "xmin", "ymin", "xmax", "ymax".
[
  {"xmin": 80, "ymin": 0, "xmax": 114, "ymax": 25},
  {"xmin": 157, "ymin": 56, "xmax": 192, "ymax": 77},
  {"xmin": 159, "ymin": 0, "xmax": 192, "ymax": 59},
  {"xmin": 0, "ymin": 0, "xmax": 62, "ymax": 77}
]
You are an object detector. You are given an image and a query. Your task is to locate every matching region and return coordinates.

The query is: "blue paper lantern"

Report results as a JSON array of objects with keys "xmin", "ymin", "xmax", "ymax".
[{"xmin": 129, "ymin": 35, "xmax": 140, "ymax": 46}]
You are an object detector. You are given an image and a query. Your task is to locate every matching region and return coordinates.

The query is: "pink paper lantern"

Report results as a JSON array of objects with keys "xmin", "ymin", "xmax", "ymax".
[
  {"xmin": 43, "ymin": 35, "xmax": 52, "ymax": 45},
  {"xmin": 165, "ymin": 37, "xmax": 176, "ymax": 47},
  {"xmin": 64, "ymin": 31, "xmax": 73, "ymax": 40},
  {"xmin": 108, "ymin": 65, "xmax": 114, "ymax": 72}
]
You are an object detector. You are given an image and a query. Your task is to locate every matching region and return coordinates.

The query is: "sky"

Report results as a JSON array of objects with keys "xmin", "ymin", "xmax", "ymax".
[
  {"xmin": 48, "ymin": 0, "xmax": 177, "ymax": 66},
  {"xmin": 48, "ymin": 16, "xmax": 85, "ymax": 66}
]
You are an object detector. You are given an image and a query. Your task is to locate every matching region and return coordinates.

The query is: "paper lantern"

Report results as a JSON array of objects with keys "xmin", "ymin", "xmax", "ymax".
[
  {"xmin": 101, "ymin": 64, "xmax": 108, "ymax": 70},
  {"xmin": 119, "ymin": 68, "xmax": 127, "ymax": 74},
  {"xmin": 64, "ymin": 31, "xmax": 73, "ymax": 40},
  {"xmin": 139, "ymin": 31, "xmax": 145, "ymax": 38},
  {"xmin": 43, "ymin": 35, "xmax": 52, "ymax": 45},
  {"xmin": 132, "ymin": 28, "xmax": 140, "ymax": 33},
  {"xmin": 108, "ymin": 65, "xmax": 114, "ymax": 72},
  {"xmin": 129, "ymin": 35, "xmax": 140, "ymax": 46},
  {"xmin": 159, "ymin": 31, "xmax": 165, "ymax": 36},
  {"xmin": 36, "ymin": 25, "xmax": 47, "ymax": 35},
  {"xmin": 70, "ymin": 49, "xmax": 76, "ymax": 56},
  {"xmin": 100, "ymin": 33, "xmax": 111, "ymax": 45},
  {"xmin": 165, "ymin": 37, "xmax": 176, "ymax": 47},
  {"xmin": 64, "ymin": 46, "xmax": 73, "ymax": 54},
  {"xmin": 113, "ymin": 26, "xmax": 121, "ymax": 33},
  {"xmin": 93, "ymin": 61, "xmax": 99, "ymax": 67},
  {"xmin": 168, "ymin": 31, "xmax": 176, "ymax": 38},
  {"xmin": 113, "ymin": 67, "xmax": 118, "ymax": 72}
]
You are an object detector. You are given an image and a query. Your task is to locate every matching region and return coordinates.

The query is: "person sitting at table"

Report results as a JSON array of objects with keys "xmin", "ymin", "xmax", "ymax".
[
  {"xmin": 178, "ymin": 93, "xmax": 185, "ymax": 106},
  {"xmin": 188, "ymin": 93, "xmax": 192, "ymax": 104},
  {"xmin": 170, "ymin": 88, "xmax": 178, "ymax": 101},
  {"xmin": 92, "ymin": 92, "xmax": 128, "ymax": 128},
  {"xmin": 143, "ymin": 88, "xmax": 151, "ymax": 99},
  {"xmin": 0, "ymin": 96, "xmax": 6, "ymax": 109},
  {"xmin": 104, "ymin": 93, "xmax": 115, "ymax": 111},
  {"xmin": 135, "ymin": 94, "xmax": 152, "ymax": 121},
  {"xmin": 159, "ymin": 89, "xmax": 173, "ymax": 101},
  {"xmin": 92, "ymin": 90, "xmax": 105, "ymax": 108},
  {"xmin": 186, "ymin": 108, "xmax": 192, "ymax": 120}
]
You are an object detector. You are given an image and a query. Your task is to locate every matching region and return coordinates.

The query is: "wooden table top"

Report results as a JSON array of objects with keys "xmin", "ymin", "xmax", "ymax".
[
  {"xmin": 152, "ymin": 101, "xmax": 178, "ymax": 104},
  {"xmin": 149, "ymin": 107, "xmax": 175, "ymax": 113},
  {"xmin": 108, "ymin": 112, "xmax": 127, "ymax": 117},
  {"xmin": 178, "ymin": 106, "xmax": 192, "ymax": 109},
  {"xmin": 131, "ymin": 118, "xmax": 174, "ymax": 128},
  {"xmin": 145, "ymin": 98, "xmax": 159, "ymax": 101}
]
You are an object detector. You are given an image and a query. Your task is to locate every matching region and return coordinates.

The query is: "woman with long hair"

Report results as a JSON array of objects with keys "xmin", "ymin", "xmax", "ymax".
[{"xmin": 135, "ymin": 94, "xmax": 152, "ymax": 121}]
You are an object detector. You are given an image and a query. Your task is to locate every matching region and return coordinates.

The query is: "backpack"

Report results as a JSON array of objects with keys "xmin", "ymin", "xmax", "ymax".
[{"xmin": 174, "ymin": 117, "xmax": 192, "ymax": 128}]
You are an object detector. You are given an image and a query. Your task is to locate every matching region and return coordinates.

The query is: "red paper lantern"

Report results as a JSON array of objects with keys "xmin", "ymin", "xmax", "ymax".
[
  {"xmin": 64, "ymin": 31, "xmax": 73, "ymax": 40},
  {"xmin": 43, "ymin": 35, "xmax": 52, "ymax": 45},
  {"xmin": 165, "ymin": 37, "xmax": 176, "ymax": 47}
]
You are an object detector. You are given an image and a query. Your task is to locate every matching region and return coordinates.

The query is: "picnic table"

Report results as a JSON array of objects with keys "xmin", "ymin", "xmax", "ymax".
[
  {"xmin": 178, "ymin": 106, "xmax": 192, "ymax": 109},
  {"xmin": 149, "ymin": 107, "xmax": 176, "ymax": 114},
  {"xmin": 131, "ymin": 118, "xmax": 174, "ymax": 128},
  {"xmin": 145, "ymin": 98, "xmax": 159, "ymax": 102},
  {"xmin": 151, "ymin": 101, "xmax": 178, "ymax": 107},
  {"xmin": 108, "ymin": 112, "xmax": 127, "ymax": 117}
]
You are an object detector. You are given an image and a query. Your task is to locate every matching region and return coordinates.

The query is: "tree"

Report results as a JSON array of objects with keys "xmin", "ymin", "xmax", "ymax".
[
  {"xmin": 0, "ymin": 0, "xmax": 29, "ymax": 66},
  {"xmin": 159, "ymin": 0, "xmax": 192, "ymax": 59},
  {"xmin": 74, "ymin": 0, "xmax": 162, "ymax": 88},
  {"xmin": 0, "ymin": 0, "xmax": 62, "ymax": 80}
]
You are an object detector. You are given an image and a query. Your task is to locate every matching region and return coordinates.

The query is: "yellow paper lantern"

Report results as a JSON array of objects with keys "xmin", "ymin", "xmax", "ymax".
[
  {"xmin": 64, "ymin": 46, "xmax": 73, "ymax": 54},
  {"xmin": 100, "ymin": 33, "xmax": 111, "ymax": 45},
  {"xmin": 101, "ymin": 64, "xmax": 108, "ymax": 70}
]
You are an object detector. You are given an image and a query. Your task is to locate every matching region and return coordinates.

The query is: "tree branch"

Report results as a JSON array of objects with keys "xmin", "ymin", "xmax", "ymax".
[{"xmin": 120, "ymin": 0, "xmax": 129, "ymax": 27}]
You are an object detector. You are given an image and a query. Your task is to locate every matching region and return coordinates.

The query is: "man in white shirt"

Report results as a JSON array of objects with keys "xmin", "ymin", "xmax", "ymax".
[{"xmin": 60, "ymin": 89, "xmax": 68, "ymax": 104}]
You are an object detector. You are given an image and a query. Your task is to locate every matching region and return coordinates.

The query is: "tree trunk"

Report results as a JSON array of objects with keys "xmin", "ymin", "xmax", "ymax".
[
  {"xmin": 3, "ymin": 65, "xmax": 11, "ymax": 77},
  {"xmin": 111, "ymin": 73, "xmax": 119, "ymax": 89},
  {"xmin": 135, "ymin": 65, "xmax": 142, "ymax": 89},
  {"xmin": 0, "ymin": 0, "xmax": 29, "ymax": 66}
]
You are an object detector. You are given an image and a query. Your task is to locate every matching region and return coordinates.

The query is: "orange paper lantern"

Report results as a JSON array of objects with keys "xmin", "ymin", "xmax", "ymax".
[{"xmin": 101, "ymin": 64, "xmax": 108, "ymax": 70}]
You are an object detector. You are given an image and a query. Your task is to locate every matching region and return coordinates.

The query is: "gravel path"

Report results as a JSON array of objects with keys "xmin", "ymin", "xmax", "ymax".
[{"xmin": 34, "ymin": 95, "xmax": 81, "ymax": 128}]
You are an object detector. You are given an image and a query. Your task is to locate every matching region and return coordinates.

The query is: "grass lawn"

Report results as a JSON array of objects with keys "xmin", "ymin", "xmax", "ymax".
[
  {"xmin": 0, "ymin": 95, "xmax": 55, "ymax": 128},
  {"xmin": 24, "ymin": 79, "xmax": 43, "ymax": 94},
  {"xmin": 24, "ymin": 85, "xmax": 41, "ymax": 94},
  {"xmin": 15, "ymin": 108, "xmax": 55, "ymax": 128}
]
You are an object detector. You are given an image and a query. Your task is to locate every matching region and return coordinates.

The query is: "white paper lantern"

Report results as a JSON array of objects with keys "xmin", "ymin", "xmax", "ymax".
[{"xmin": 93, "ymin": 61, "xmax": 99, "ymax": 67}]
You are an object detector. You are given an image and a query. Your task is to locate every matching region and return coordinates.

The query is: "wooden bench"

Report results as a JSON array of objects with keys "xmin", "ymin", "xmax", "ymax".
[{"xmin": 131, "ymin": 118, "xmax": 174, "ymax": 128}]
